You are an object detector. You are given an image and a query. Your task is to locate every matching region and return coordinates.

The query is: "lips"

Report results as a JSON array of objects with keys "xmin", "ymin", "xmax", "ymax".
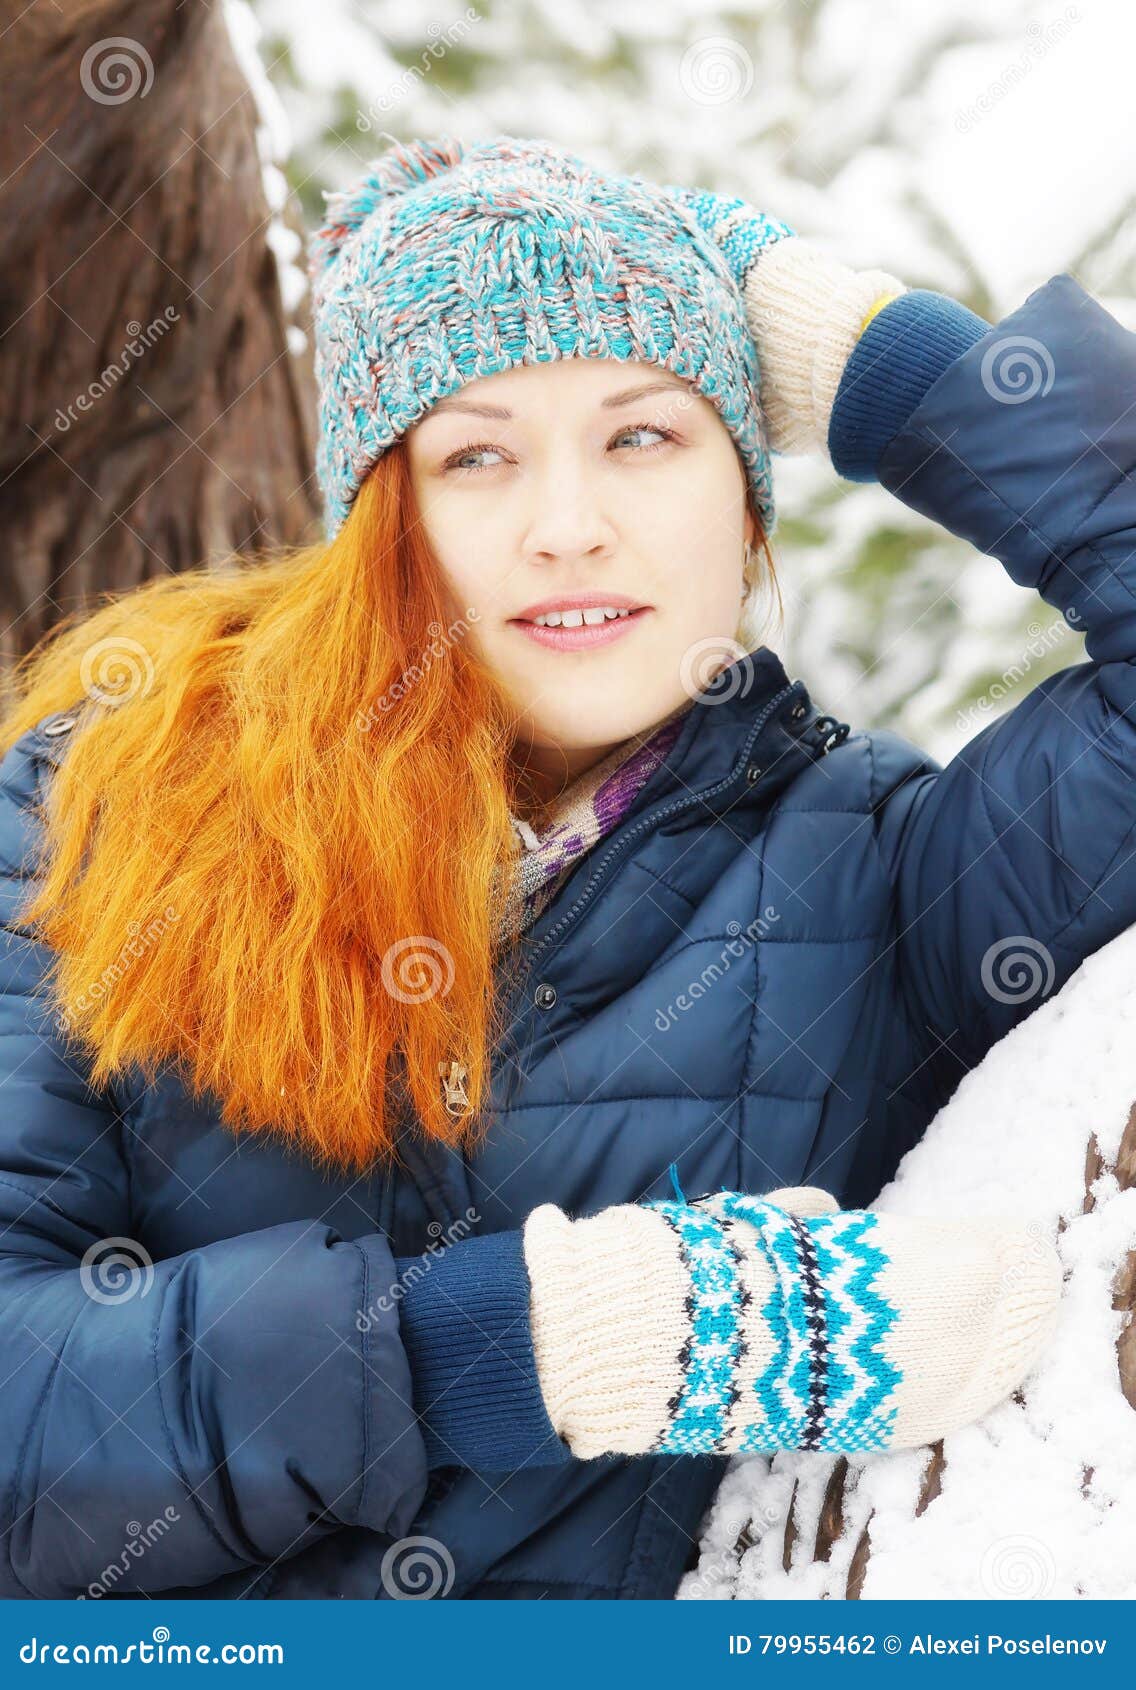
[
  {"xmin": 509, "ymin": 605, "xmax": 653, "ymax": 652},
  {"xmin": 510, "ymin": 591, "xmax": 647, "ymax": 623}
]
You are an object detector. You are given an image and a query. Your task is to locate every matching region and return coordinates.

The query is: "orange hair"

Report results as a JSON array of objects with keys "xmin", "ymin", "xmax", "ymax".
[{"xmin": 0, "ymin": 441, "xmax": 778, "ymax": 1177}]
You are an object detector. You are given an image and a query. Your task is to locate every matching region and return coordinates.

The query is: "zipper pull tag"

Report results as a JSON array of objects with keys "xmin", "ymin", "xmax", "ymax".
[{"xmin": 438, "ymin": 1059, "xmax": 470, "ymax": 1116}]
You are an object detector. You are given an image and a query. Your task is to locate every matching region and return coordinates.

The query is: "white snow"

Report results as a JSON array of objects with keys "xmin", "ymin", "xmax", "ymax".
[
  {"xmin": 681, "ymin": 922, "xmax": 1136, "ymax": 1600},
  {"xmin": 223, "ymin": 1, "xmax": 311, "ymax": 328}
]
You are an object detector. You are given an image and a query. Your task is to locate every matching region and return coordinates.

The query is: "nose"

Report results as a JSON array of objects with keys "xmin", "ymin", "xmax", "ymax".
[{"xmin": 520, "ymin": 454, "xmax": 618, "ymax": 566}]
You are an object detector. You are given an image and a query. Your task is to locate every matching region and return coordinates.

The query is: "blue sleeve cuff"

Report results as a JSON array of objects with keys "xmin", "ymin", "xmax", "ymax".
[
  {"xmin": 828, "ymin": 289, "xmax": 992, "ymax": 483},
  {"xmin": 393, "ymin": 1227, "xmax": 573, "ymax": 1472}
]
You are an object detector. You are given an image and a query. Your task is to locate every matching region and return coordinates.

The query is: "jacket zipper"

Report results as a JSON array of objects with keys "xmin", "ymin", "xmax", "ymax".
[{"xmin": 509, "ymin": 678, "xmax": 802, "ymax": 1004}]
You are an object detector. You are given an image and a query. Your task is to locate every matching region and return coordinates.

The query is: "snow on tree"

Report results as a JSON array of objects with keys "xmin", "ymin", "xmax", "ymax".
[
  {"xmin": 249, "ymin": 0, "xmax": 1133, "ymax": 759},
  {"xmin": 9, "ymin": 0, "xmax": 1128, "ymax": 742},
  {"xmin": 680, "ymin": 925, "xmax": 1136, "ymax": 1600}
]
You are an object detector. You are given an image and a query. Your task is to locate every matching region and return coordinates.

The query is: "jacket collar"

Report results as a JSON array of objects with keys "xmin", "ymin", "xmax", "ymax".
[
  {"xmin": 625, "ymin": 644, "xmax": 818, "ymax": 817},
  {"xmin": 29, "ymin": 649, "xmax": 833, "ymax": 817}
]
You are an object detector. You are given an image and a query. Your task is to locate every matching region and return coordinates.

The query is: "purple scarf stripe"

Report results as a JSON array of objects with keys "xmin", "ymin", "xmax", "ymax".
[{"xmin": 496, "ymin": 702, "xmax": 692, "ymax": 947}]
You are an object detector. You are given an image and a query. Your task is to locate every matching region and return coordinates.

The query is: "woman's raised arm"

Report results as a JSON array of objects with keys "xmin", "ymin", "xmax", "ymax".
[
  {"xmin": 674, "ymin": 187, "xmax": 1136, "ymax": 1071},
  {"xmin": 673, "ymin": 187, "xmax": 1136, "ymax": 1074},
  {"xmin": 842, "ymin": 273, "xmax": 1136, "ymax": 1071}
]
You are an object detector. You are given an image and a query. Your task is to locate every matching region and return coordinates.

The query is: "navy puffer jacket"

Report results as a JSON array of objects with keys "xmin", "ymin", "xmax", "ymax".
[{"xmin": 1, "ymin": 275, "xmax": 1134, "ymax": 1600}]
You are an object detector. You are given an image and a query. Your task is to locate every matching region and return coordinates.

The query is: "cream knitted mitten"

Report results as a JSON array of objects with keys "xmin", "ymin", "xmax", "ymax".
[
  {"xmin": 665, "ymin": 186, "xmax": 906, "ymax": 456},
  {"xmin": 740, "ymin": 237, "xmax": 907, "ymax": 456},
  {"xmin": 523, "ymin": 1184, "xmax": 1063, "ymax": 1461}
]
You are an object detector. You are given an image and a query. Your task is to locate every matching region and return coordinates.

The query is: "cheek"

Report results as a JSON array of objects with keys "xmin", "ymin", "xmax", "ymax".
[
  {"xmin": 624, "ymin": 451, "xmax": 744, "ymax": 539},
  {"xmin": 422, "ymin": 504, "xmax": 513, "ymax": 623},
  {"xmin": 629, "ymin": 478, "xmax": 746, "ymax": 598}
]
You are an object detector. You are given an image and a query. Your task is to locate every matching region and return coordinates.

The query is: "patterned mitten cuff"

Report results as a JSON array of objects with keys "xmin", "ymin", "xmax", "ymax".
[
  {"xmin": 665, "ymin": 186, "xmax": 795, "ymax": 291},
  {"xmin": 665, "ymin": 185, "xmax": 905, "ymax": 458},
  {"xmin": 522, "ymin": 1190, "xmax": 832, "ymax": 1457},
  {"xmin": 523, "ymin": 1187, "xmax": 1062, "ymax": 1460}
]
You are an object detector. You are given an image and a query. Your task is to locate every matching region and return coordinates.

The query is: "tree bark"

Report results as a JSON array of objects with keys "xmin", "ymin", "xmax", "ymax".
[{"xmin": 0, "ymin": 0, "xmax": 318, "ymax": 669}]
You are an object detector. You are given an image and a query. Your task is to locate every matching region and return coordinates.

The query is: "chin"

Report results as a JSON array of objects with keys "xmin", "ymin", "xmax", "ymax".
[{"xmin": 539, "ymin": 698, "xmax": 669, "ymax": 749}]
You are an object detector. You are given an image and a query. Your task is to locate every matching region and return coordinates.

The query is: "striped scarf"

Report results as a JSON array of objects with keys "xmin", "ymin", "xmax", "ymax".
[
  {"xmin": 494, "ymin": 699, "xmax": 694, "ymax": 950},
  {"xmin": 434, "ymin": 701, "xmax": 695, "ymax": 1118}
]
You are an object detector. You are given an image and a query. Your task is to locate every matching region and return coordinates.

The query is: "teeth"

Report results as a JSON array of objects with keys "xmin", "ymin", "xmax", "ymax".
[{"xmin": 532, "ymin": 607, "xmax": 633, "ymax": 627}]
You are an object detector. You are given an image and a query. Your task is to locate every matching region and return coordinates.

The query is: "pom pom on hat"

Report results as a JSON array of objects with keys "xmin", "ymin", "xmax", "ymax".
[{"xmin": 307, "ymin": 136, "xmax": 468, "ymax": 284}]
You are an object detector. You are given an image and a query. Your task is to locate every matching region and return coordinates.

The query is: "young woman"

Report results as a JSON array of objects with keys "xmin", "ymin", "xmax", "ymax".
[{"xmin": 0, "ymin": 133, "xmax": 1129, "ymax": 1602}]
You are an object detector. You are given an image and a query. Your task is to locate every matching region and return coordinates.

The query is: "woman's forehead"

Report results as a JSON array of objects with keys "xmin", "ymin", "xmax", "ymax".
[{"xmin": 421, "ymin": 356, "xmax": 701, "ymax": 418}]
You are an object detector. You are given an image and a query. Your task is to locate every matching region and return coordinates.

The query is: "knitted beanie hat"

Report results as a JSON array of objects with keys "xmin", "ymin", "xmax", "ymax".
[{"xmin": 307, "ymin": 134, "xmax": 777, "ymax": 541}]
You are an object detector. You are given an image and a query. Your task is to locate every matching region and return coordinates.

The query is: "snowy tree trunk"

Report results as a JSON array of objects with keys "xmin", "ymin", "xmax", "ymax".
[
  {"xmin": 0, "ymin": 0, "xmax": 318, "ymax": 669},
  {"xmin": 684, "ymin": 926, "xmax": 1136, "ymax": 1601}
]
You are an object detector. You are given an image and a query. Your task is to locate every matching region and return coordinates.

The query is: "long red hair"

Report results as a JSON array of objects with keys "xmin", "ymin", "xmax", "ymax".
[{"xmin": 0, "ymin": 441, "xmax": 778, "ymax": 1176}]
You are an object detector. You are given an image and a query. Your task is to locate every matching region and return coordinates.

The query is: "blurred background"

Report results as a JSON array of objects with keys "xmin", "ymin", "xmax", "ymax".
[{"xmin": 5, "ymin": 0, "xmax": 1133, "ymax": 759}]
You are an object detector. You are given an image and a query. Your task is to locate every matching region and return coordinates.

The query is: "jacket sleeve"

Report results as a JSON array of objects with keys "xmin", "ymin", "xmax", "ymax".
[
  {"xmin": 0, "ymin": 728, "xmax": 431, "ymax": 1598},
  {"xmin": 828, "ymin": 273, "xmax": 1136, "ymax": 1070},
  {"xmin": 392, "ymin": 1231, "xmax": 573, "ymax": 1472}
]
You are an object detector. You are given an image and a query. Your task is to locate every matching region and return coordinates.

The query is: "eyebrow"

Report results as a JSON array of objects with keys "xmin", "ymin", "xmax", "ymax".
[{"xmin": 420, "ymin": 378, "xmax": 691, "ymax": 423}]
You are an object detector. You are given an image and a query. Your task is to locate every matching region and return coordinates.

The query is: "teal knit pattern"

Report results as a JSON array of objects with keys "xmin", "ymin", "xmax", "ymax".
[
  {"xmin": 661, "ymin": 187, "xmax": 794, "ymax": 289},
  {"xmin": 644, "ymin": 1189, "xmax": 903, "ymax": 1456},
  {"xmin": 640, "ymin": 1198, "xmax": 745, "ymax": 1455},
  {"xmin": 307, "ymin": 135, "xmax": 779, "ymax": 541}
]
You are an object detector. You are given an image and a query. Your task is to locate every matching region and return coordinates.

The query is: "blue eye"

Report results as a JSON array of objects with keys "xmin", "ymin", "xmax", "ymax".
[
  {"xmin": 440, "ymin": 421, "xmax": 678, "ymax": 475},
  {"xmin": 443, "ymin": 441, "xmax": 507, "ymax": 473},
  {"xmin": 610, "ymin": 423, "xmax": 676, "ymax": 453}
]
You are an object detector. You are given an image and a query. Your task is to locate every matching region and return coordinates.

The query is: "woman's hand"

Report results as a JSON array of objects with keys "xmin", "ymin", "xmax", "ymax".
[
  {"xmin": 666, "ymin": 185, "xmax": 906, "ymax": 457},
  {"xmin": 523, "ymin": 1181, "xmax": 1062, "ymax": 1460}
]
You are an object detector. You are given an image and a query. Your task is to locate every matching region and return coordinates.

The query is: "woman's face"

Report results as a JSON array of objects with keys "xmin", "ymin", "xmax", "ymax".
[{"xmin": 405, "ymin": 356, "xmax": 758, "ymax": 791}]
